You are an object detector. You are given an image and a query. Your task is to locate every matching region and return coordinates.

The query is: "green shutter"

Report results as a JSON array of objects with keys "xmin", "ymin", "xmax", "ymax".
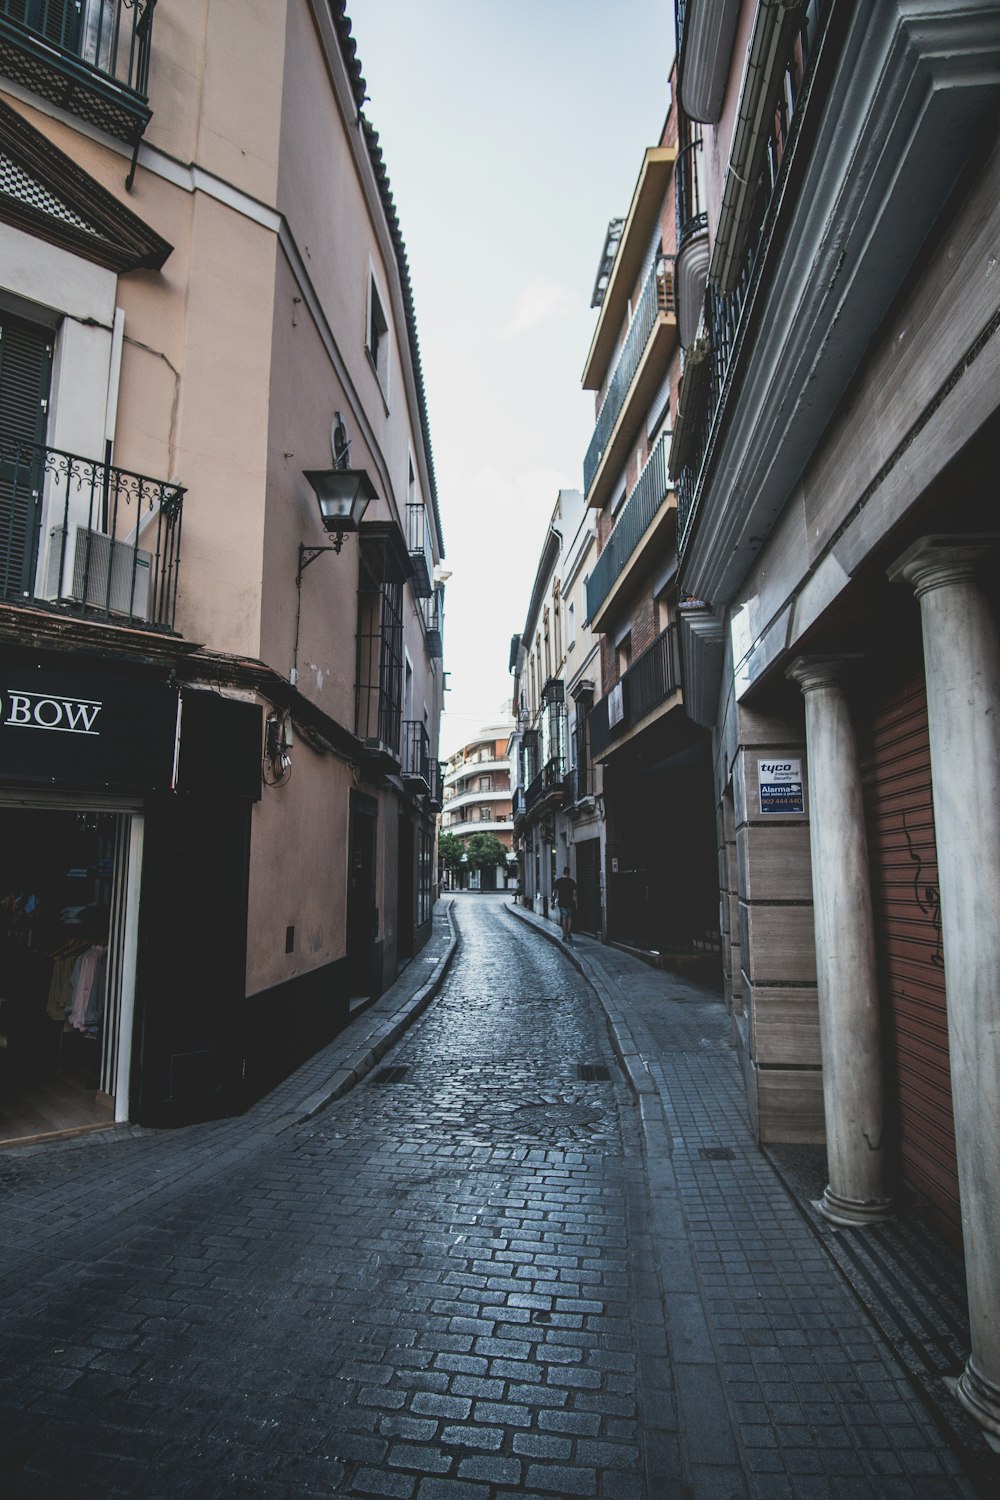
[{"xmin": 0, "ymin": 314, "xmax": 53, "ymax": 600}]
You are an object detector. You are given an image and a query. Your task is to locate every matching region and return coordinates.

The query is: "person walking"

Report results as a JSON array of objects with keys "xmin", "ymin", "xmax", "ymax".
[{"xmin": 553, "ymin": 865, "xmax": 577, "ymax": 943}]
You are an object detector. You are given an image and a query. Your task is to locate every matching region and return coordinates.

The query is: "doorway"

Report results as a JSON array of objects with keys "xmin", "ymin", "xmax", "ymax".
[{"xmin": 0, "ymin": 802, "xmax": 141, "ymax": 1147}]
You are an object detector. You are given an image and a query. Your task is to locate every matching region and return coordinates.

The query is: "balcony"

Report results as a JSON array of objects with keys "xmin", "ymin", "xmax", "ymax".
[
  {"xmin": 524, "ymin": 756, "xmax": 565, "ymax": 815},
  {"xmin": 442, "ymin": 784, "xmax": 510, "ymax": 817},
  {"xmin": 511, "ymin": 785, "xmax": 526, "ymax": 828},
  {"xmin": 428, "ymin": 760, "xmax": 444, "ymax": 810},
  {"xmin": 401, "ymin": 719, "xmax": 431, "ymax": 791},
  {"xmin": 0, "ymin": 434, "xmax": 183, "ymax": 630},
  {"xmin": 585, "ymin": 430, "xmax": 675, "ymax": 630},
  {"xmin": 674, "ymin": 3, "xmax": 820, "ymax": 557},
  {"xmin": 423, "ymin": 585, "xmax": 443, "ymax": 657},
  {"xmin": 675, "ymin": 131, "xmax": 710, "ymax": 350},
  {"xmin": 0, "ymin": 0, "xmax": 156, "ymax": 150},
  {"xmin": 406, "ymin": 501, "xmax": 433, "ymax": 598},
  {"xmin": 583, "ymin": 254, "xmax": 677, "ymax": 509},
  {"xmin": 589, "ymin": 625, "xmax": 680, "ymax": 760}
]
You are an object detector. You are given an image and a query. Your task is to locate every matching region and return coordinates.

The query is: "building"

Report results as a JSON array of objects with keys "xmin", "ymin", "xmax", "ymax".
[
  {"xmin": 440, "ymin": 718, "xmax": 515, "ymax": 890},
  {"xmin": 0, "ymin": 1, "xmax": 445, "ymax": 1144},
  {"xmin": 669, "ymin": 0, "xmax": 1000, "ymax": 1436},
  {"xmin": 578, "ymin": 80, "xmax": 720, "ymax": 976},
  {"xmin": 509, "ymin": 488, "xmax": 607, "ymax": 935}
]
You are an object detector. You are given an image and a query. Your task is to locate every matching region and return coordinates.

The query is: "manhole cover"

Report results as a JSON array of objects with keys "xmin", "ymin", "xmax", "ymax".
[{"xmin": 513, "ymin": 1101, "xmax": 605, "ymax": 1131}]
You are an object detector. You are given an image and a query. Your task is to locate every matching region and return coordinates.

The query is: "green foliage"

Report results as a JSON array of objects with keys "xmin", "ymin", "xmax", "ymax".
[
  {"xmin": 437, "ymin": 831, "xmax": 465, "ymax": 870},
  {"xmin": 464, "ymin": 832, "xmax": 508, "ymax": 872}
]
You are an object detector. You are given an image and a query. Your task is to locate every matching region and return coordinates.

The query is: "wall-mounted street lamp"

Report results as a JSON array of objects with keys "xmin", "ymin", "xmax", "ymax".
[
  {"xmin": 297, "ymin": 411, "xmax": 378, "ymax": 581},
  {"xmin": 291, "ymin": 413, "xmax": 378, "ymax": 686}
]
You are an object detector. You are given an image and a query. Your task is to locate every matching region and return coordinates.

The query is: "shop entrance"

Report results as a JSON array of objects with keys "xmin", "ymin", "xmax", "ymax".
[{"xmin": 0, "ymin": 802, "xmax": 141, "ymax": 1147}]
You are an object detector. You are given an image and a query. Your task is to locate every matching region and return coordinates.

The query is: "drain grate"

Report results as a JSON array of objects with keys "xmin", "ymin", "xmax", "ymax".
[
  {"xmin": 370, "ymin": 1065, "xmax": 409, "ymax": 1084},
  {"xmin": 699, "ymin": 1145, "xmax": 735, "ymax": 1161},
  {"xmin": 577, "ymin": 1064, "xmax": 611, "ymax": 1082}
]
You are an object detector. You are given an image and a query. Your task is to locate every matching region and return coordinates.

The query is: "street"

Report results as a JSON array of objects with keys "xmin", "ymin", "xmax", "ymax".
[{"xmin": 0, "ymin": 895, "xmax": 982, "ymax": 1499}]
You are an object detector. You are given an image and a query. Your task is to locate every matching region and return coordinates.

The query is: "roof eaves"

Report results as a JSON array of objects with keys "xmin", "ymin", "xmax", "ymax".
[{"xmin": 332, "ymin": 4, "xmax": 444, "ymax": 559}]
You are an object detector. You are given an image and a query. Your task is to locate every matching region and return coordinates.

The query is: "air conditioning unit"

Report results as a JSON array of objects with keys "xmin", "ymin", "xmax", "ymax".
[{"xmin": 45, "ymin": 525, "xmax": 152, "ymax": 620}]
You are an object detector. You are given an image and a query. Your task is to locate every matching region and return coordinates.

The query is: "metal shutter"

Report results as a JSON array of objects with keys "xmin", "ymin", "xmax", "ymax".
[{"xmin": 859, "ymin": 667, "xmax": 960, "ymax": 1241}]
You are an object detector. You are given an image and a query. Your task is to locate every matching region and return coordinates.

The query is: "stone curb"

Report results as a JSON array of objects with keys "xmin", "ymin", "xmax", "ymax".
[
  {"xmin": 287, "ymin": 898, "xmax": 461, "ymax": 1126},
  {"xmin": 503, "ymin": 899, "xmax": 648, "ymax": 1108}
]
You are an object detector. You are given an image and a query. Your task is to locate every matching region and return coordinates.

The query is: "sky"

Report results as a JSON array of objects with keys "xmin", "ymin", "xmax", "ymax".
[{"xmin": 346, "ymin": 1, "xmax": 676, "ymax": 759}]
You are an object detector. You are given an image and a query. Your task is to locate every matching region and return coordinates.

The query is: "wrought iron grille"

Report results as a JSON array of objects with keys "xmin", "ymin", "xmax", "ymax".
[
  {"xmin": 356, "ymin": 562, "xmax": 404, "ymax": 753},
  {"xmin": 583, "ymin": 254, "xmax": 675, "ymax": 496},
  {"xmin": 0, "ymin": 433, "xmax": 183, "ymax": 628}
]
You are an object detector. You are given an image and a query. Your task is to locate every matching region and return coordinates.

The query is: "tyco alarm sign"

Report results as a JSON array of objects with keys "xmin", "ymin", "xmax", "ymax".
[{"xmin": 758, "ymin": 758, "xmax": 804, "ymax": 815}]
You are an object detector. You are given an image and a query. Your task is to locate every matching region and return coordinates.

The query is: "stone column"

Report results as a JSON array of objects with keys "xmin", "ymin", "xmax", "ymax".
[
  {"xmin": 786, "ymin": 657, "xmax": 893, "ymax": 1226},
  {"xmin": 889, "ymin": 535, "xmax": 1000, "ymax": 1437}
]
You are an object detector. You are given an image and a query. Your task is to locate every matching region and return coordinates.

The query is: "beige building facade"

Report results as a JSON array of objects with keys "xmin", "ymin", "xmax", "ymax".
[
  {"xmin": 0, "ymin": 2, "xmax": 445, "ymax": 1142},
  {"xmin": 670, "ymin": 0, "xmax": 1000, "ymax": 1436}
]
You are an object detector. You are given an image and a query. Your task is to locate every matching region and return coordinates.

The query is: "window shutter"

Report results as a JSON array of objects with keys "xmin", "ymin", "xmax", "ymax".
[{"xmin": 0, "ymin": 314, "xmax": 53, "ymax": 599}]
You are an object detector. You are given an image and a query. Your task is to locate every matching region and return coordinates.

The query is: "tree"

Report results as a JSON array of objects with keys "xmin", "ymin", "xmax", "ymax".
[
  {"xmin": 464, "ymin": 833, "xmax": 507, "ymax": 873},
  {"xmin": 437, "ymin": 832, "xmax": 465, "ymax": 873}
]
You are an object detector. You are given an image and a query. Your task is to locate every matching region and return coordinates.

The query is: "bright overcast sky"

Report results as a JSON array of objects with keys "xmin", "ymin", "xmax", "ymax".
[{"xmin": 346, "ymin": 1, "xmax": 676, "ymax": 759}]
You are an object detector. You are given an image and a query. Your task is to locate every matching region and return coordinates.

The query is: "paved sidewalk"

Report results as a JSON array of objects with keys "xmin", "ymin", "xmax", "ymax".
[{"xmin": 506, "ymin": 899, "xmax": 998, "ymax": 1499}]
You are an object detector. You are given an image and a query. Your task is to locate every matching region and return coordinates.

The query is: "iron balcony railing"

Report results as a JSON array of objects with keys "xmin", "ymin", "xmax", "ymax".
[
  {"xmin": 429, "ymin": 760, "xmax": 444, "ymax": 808},
  {"xmin": 0, "ymin": 434, "xmax": 183, "ymax": 629},
  {"xmin": 423, "ymin": 585, "xmax": 443, "ymax": 657},
  {"xmin": 401, "ymin": 719, "xmax": 431, "ymax": 787},
  {"xmin": 405, "ymin": 502, "xmax": 433, "ymax": 598},
  {"xmin": 676, "ymin": 135, "xmax": 707, "ymax": 250},
  {"xmin": 524, "ymin": 755, "xmax": 565, "ymax": 813},
  {"xmin": 0, "ymin": 0, "xmax": 156, "ymax": 146},
  {"xmin": 589, "ymin": 624, "xmax": 680, "ymax": 758},
  {"xmin": 586, "ymin": 430, "xmax": 671, "ymax": 621},
  {"xmin": 511, "ymin": 785, "xmax": 526, "ymax": 823},
  {"xmin": 583, "ymin": 254, "xmax": 675, "ymax": 496},
  {"xmin": 675, "ymin": 3, "xmax": 822, "ymax": 554}
]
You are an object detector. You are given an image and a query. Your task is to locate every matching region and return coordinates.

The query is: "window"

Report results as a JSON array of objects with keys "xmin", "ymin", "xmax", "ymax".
[
  {"xmin": 480, "ymin": 806, "xmax": 492, "ymax": 822},
  {"xmin": 617, "ymin": 631, "xmax": 632, "ymax": 676},
  {"xmin": 568, "ymin": 600, "xmax": 576, "ymax": 650},
  {"xmin": 367, "ymin": 276, "xmax": 389, "ymax": 393},
  {"xmin": 479, "ymin": 776, "xmax": 491, "ymax": 791}
]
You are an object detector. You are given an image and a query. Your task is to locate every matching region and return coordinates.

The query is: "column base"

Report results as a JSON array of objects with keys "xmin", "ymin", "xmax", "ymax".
[
  {"xmin": 815, "ymin": 1186, "xmax": 894, "ymax": 1228},
  {"xmin": 956, "ymin": 1356, "xmax": 1000, "ymax": 1438}
]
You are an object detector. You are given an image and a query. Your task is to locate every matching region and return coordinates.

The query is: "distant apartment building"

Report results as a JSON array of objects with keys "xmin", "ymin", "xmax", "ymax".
[
  {"xmin": 441, "ymin": 720, "xmax": 515, "ymax": 889},
  {"xmin": 573, "ymin": 80, "xmax": 719, "ymax": 974},
  {"xmin": 0, "ymin": 1, "xmax": 445, "ymax": 1144},
  {"xmin": 509, "ymin": 488, "xmax": 606, "ymax": 936}
]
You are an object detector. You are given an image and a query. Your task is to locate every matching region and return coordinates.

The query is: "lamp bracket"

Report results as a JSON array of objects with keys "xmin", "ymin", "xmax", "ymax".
[{"xmin": 297, "ymin": 538, "xmax": 344, "ymax": 585}]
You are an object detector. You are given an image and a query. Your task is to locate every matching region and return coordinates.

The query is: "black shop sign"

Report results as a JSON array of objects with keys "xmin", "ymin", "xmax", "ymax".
[{"xmin": 0, "ymin": 665, "xmax": 179, "ymax": 792}]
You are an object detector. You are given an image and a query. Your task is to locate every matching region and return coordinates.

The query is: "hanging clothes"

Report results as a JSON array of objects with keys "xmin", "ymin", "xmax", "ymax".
[{"xmin": 68, "ymin": 946, "xmax": 106, "ymax": 1032}]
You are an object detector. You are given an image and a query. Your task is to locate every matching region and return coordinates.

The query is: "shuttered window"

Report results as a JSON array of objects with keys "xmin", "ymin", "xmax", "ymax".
[{"xmin": 0, "ymin": 313, "xmax": 53, "ymax": 599}]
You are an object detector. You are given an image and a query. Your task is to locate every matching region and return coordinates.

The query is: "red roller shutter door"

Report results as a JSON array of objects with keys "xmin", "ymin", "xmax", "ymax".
[{"xmin": 859, "ymin": 668, "xmax": 961, "ymax": 1242}]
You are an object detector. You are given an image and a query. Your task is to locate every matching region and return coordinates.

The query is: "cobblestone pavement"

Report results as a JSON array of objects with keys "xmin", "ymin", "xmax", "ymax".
[{"xmin": 0, "ymin": 895, "xmax": 985, "ymax": 1499}]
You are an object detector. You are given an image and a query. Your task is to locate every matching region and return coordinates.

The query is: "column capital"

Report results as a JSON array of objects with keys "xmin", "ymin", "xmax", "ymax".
[
  {"xmin": 888, "ymin": 534, "xmax": 1000, "ymax": 598},
  {"xmin": 786, "ymin": 655, "xmax": 863, "ymax": 695}
]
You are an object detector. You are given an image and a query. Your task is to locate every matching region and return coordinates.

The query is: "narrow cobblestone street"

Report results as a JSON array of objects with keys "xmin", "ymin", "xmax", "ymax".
[{"xmin": 0, "ymin": 896, "xmax": 987, "ymax": 1499}]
